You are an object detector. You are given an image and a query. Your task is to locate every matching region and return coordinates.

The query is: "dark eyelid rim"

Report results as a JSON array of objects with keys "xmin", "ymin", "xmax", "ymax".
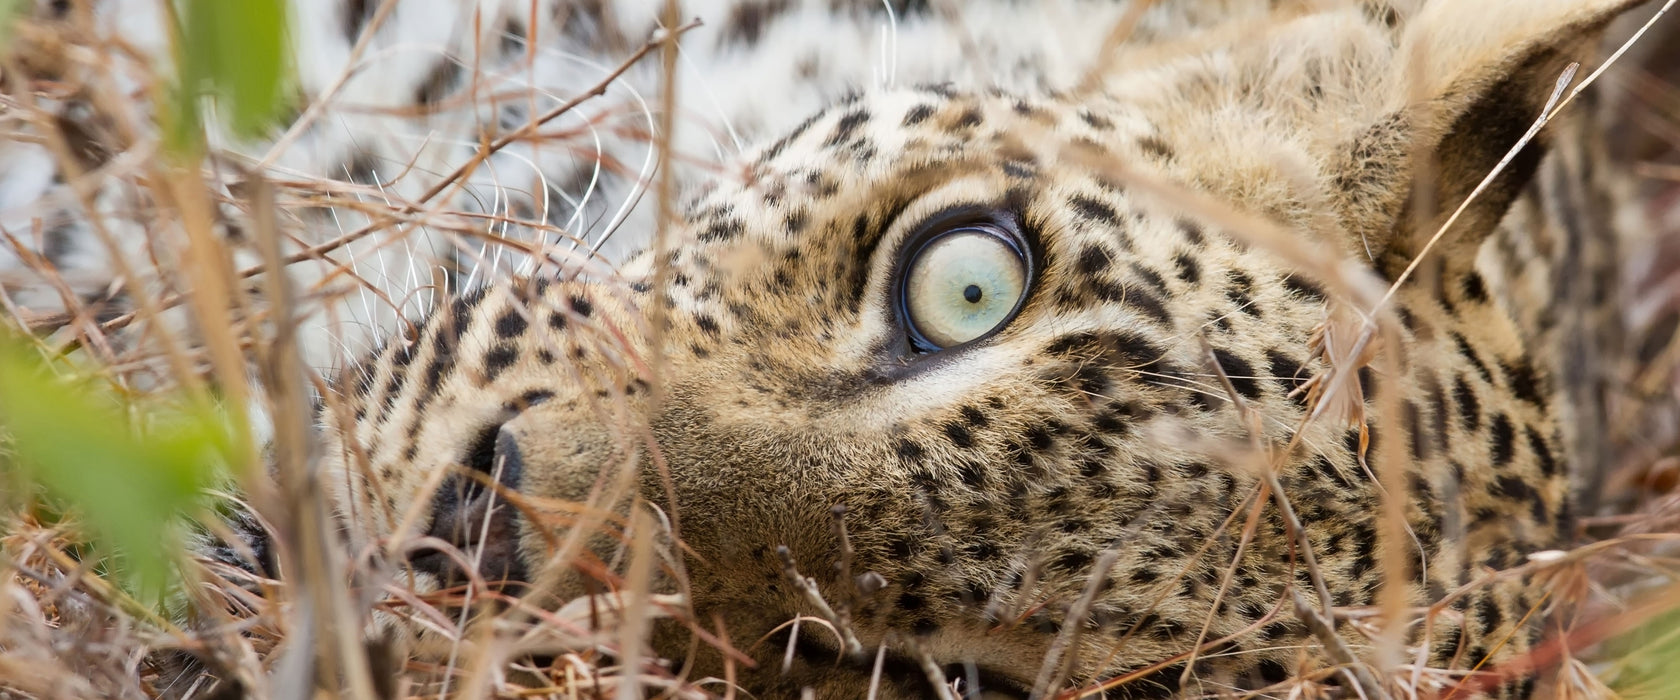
[{"xmin": 890, "ymin": 205, "xmax": 1038, "ymax": 355}]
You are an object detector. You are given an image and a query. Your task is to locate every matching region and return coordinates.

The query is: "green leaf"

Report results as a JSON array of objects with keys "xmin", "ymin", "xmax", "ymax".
[
  {"xmin": 169, "ymin": 0, "xmax": 290, "ymax": 154},
  {"xmin": 0, "ymin": 331, "xmax": 232, "ymax": 599},
  {"xmin": 0, "ymin": 0, "xmax": 22, "ymax": 53},
  {"xmin": 1604, "ymin": 604, "xmax": 1680, "ymax": 700}
]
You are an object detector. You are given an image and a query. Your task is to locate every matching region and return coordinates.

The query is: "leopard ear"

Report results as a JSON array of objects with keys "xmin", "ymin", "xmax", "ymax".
[{"xmin": 1332, "ymin": 0, "xmax": 1645, "ymax": 276}]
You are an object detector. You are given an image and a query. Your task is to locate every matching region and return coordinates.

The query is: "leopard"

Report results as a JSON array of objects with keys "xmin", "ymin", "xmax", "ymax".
[
  {"xmin": 289, "ymin": 0, "xmax": 1672, "ymax": 697},
  {"xmin": 3, "ymin": 0, "xmax": 1674, "ymax": 698}
]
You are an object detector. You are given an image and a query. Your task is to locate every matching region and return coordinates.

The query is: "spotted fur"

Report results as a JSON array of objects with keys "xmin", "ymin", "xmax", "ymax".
[
  {"xmin": 3, "ymin": 0, "xmax": 1663, "ymax": 698},
  {"xmin": 297, "ymin": 1, "xmax": 1661, "ymax": 698}
]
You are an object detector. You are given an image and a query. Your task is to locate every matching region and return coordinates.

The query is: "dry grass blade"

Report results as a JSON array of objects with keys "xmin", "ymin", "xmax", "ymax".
[
  {"xmin": 44, "ymin": 18, "xmax": 704, "ymax": 339},
  {"xmin": 1290, "ymin": 588, "xmax": 1389, "ymax": 700},
  {"xmin": 900, "ymin": 635, "xmax": 958, "ymax": 700},
  {"xmin": 646, "ymin": 0, "xmax": 689, "ymax": 401},
  {"xmin": 776, "ymin": 545, "xmax": 864, "ymax": 660},
  {"xmin": 6, "ymin": 1, "xmax": 1680, "ymax": 699},
  {"xmin": 1029, "ymin": 547, "xmax": 1121, "ymax": 698},
  {"xmin": 615, "ymin": 506, "xmax": 660, "ymax": 700},
  {"xmin": 1191, "ymin": 327, "xmax": 1393, "ymax": 700}
]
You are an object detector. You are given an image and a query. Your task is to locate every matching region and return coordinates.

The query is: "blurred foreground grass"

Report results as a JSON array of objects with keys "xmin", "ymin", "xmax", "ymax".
[
  {"xmin": 1602, "ymin": 606, "xmax": 1680, "ymax": 699},
  {"xmin": 0, "ymin": 332, "xmax": 235, "ymax": 603},
  {"xmin": 4, "ymin": 2, "xmax": 1680, "ymax": 699},
  {"xmin": 0, "ymin": 0, "xmax": 285, "ymax": 603},
  {"xmin": 168, "ymin": 0, "xmax": 289, "ymax": 151}
]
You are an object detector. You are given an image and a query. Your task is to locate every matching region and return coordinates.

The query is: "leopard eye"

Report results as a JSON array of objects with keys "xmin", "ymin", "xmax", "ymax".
[{"xmin": 900, "ymin": 222, "xmax": 1029, "ymax": 351}]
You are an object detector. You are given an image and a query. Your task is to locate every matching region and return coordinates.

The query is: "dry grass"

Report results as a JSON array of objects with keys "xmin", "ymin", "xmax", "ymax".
[{"xmin": 4, "ymin": 1, "xmax": 1680, "ymax": 698}]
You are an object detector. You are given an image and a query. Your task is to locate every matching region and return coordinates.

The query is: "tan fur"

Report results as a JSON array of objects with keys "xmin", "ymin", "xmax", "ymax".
[{"xmin": 314, "ymin": 2, "xmax": 1648, "ymax": 697}]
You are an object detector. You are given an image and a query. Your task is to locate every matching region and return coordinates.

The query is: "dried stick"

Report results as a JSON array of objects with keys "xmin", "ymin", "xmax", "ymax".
[
  {"xmin": 74, "ymin": 20, "xmax": 703, "ymax": 338},
  {"xmin": 776, "ymin": 546, "xmax": 864, "ymax": 659}
]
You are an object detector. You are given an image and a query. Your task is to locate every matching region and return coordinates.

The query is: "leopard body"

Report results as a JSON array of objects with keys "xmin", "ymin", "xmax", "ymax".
[{"xmin": 1, "ymin": 1, "xmax": 1668, "ymax": 698}]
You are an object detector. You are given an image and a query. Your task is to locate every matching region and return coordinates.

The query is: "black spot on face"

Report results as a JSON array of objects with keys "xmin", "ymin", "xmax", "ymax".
[
  {"xmin": 1499, "ymin": 359, "xmax": 1545, "ymax": 406},
  {"xmin": 944, "ymin": 422, "xmax": 975, "ymax": 449},
  {"xmin": 700, "ymin": 217, "xmax": 744, "ymax": 242},
  {"xmin": 695, "ymin": 315, "xmax": 721, "ymax": 337},
  {"xmin": 1225, "ymin": 271, "xmax": 1260, "ymax": 317},
  {"xmin": 1118, "ymin": 286, "xmax": 1173, "ymax": 326},
  {"xmin": 1452, "ymin": 332, "xmax": 1493, "ymax": 382},
  {"xmin": 390, "ymin": 341, "xmax": 417, "ymax": 368},
  {"xmin": 1425, "ymin": 378, "xmax": 1450, "ymax": 454},
  {"xmin": 1091, "ymin": 406, "xmax": 1132, "ymax": 437},
  {"xmin": 1080, "ymin": 110, "xmax": 1113, "ymax": 130},
  {"xmin": 494, "ymin": 308, "xmax": 529, "ymax": 339},
  {"xmin": 1453, "ymin": 375, "xmax": 1482, "ymax": 432},
  {"xmin": 1489, "ymin": 414, "xmax": 1515, "ymax": 466},
  {"xmin": 1069, "ymin": 195, "xmax": 1121, "ymax": 227},
  {"xmin": 903, "ymin": 104, "xmax": 935, "ymax": 126},
  {"xmin": 423, "ymin": 357, "xmax": 450, "ymax": 396},
  {"xmin": 957, "ymin": 460, "xmax": 988, "ymax": 489},
  {"xmin": 1129, "ymin": 264, "xmax": 1168, "ymax": 293},
  {"xmin": 483, "ymin": 345, "xmax": 518, "ymax": 381},
  {"xmin": 1213, "ymin": 349, "xmax": 1261, "ymax": 400},
  {"xmin": 1001, "ymin": 159, "xmax": 1037, "ymax": 179},
  {"xmin": 1077, "ymin": 244, "xmax": 1112, "ymax": 275},
  {"xmin": 784, "ymin": 210, "xmax": 809, "ymax": 234},
  {"xmin": 1524, "ymin": 426, "xmax": 1558, "ymax": 478},
  {"xmin": 350, "ymin": 363, "xmax": 379, "ymax": 399},
  {"xmin": 569, "ymin": 295, "xmax": 593, "ymax": 318},
  {"xmin": 1137, "ymin": 135, "xmax": 1175, "ymax": 161},
  {"xmin": 1023, "ymin": 424, "xmax": 1054, "ymax": 452},
  {"xmin": 1176, "ymin": 218, "xmax": 1205, "ymax": 245},
  {"xmin": 1404, "ymin": 401, "xmax": 1430, "ymax": 460},
  {"xmin": 1173, "ymin": 252, "xmax": 1200, "ymax": 284},
  {"xmin": 1051, "ymin": 548, "xmax": 1093, "ymax": 574},
  {"xmin": 824, "ymin": 109, "xmax": 870, "ymax": 147},
  {"xmin": 1493, "ymin": 474, "xmax": 1536, "ymax": 506},
  {"xmin": 509, "ymin": 389, "xmax": 555, "ymax": 411},
  {"xmin": 1265, "ymin": 350, "xmax": 1308, "ymax": 406},
  {"xmin": 1476, "ymin": 596, "xmax": 1505, "ymax": 636},
  {"xmin": 1396, "ymin": 306, "xmax": 1419, "ymax": 333},
  {"xmin": 763, "ymin": 112, "xmax": 821, "ymax": 161},
  {"xmin": 1340, "ymin": 429, "xmax": 1368, "ymax": 464},
  {"xmin": 1461, "ymin": 271, "xmax": 1490, "ymax": 302},
  {"xmin": 1281, "ymin": 274, "xmax": 1325, "ymax": 302}
]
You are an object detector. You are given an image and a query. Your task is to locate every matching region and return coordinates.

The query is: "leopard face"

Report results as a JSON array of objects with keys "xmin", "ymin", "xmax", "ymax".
[{"xmin": 315, "ymin": 2, "xmax": 1643, "ymax": 697}]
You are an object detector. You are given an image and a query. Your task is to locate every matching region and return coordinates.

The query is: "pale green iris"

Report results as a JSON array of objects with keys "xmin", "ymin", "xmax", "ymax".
[{"xmin": 905, "ymin": 231, "xmax": 1027, "ymax": 348}]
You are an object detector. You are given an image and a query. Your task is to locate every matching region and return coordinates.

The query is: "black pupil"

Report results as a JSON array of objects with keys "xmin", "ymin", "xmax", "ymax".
[{"xmin": 963, "ymin": 284, "xmax": 983, "ymax": 303}]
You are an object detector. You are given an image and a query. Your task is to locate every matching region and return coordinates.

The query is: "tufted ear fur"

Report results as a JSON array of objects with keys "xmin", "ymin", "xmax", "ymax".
[{"xmin": 1332, "ymin": 0, "xmax": 1647, "ymax": 277}]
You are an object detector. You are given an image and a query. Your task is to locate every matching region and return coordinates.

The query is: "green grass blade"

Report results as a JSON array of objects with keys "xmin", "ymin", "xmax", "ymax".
[{"xmin": 0, "ymin": 334, "xmax": 231, "ymax": 599}]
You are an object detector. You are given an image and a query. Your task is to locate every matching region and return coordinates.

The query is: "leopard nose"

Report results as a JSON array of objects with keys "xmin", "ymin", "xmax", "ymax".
[
  {"xmin": 408, "ymin": 390, "xmax": 647, "ymax": 598},
  {"xmin": 408, "ymin": 423, "xmax": 529, "ymax": 589}
]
